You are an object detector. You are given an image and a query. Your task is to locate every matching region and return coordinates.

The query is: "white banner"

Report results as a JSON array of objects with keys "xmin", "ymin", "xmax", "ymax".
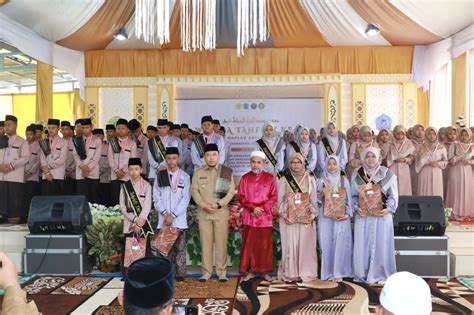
[{"xmin": 176, "ymin": 98, "xmax": 323, "ymax": 175}]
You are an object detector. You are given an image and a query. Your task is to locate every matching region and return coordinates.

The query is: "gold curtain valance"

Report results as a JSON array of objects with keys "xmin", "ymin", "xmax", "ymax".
[{"xmin": 85, "ymin": 47, "xmax": 413, "ymax": 77}]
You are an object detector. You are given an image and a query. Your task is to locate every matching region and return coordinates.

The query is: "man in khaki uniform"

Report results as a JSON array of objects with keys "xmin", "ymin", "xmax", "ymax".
[{"xmin": 192, "ymin": 143, "xmax": 235, "ymax": 282}]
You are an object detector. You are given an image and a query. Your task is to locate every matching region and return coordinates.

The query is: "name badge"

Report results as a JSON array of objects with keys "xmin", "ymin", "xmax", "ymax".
[
  {"xmin": 332, "ymin": 193, "xmax": 339, "ymax": 198},
  {"xmin": 429, "ymin": 155, "xmax": 437, "ymax": 161},
  {"xmin": 366, "ymin": 190, "xmax": 374, "ymax": 195},
  {"xmin": 294, "ymin": 192, "xmax": 302, "ymax": 205},
  {"xmin": 464, "ymin": 154, "xmax": 470, "ymax": 159}
]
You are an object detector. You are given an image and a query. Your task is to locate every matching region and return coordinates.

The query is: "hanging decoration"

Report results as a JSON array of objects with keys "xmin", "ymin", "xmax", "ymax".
[
  {"xmin": 180, "ymin": 0, "xmax": 217, "ymax": 52},
  {"xmin": 237, "ymin": 0, "xmax": 268, "ymax": 56},
  {"xmin": 135, "ymin": 0, "xmax": 171, "ymax": 45}
]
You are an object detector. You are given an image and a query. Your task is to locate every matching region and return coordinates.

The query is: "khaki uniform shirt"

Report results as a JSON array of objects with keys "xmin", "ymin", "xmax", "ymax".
[
  {"xmin": 191, "ymin": 164, "xmax": 236, "ymax": 220},
  {"xmin": 1, "ymin": 285, "xmax": 39, "ymax": 315}
]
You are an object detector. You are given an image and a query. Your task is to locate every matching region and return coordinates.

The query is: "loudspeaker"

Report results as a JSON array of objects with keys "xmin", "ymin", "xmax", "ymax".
[
  {"xmin": 393, "ymin": 196, "xmax": 446, "ymax": 236},
  {"xmin": 28, "ymin": 196, "xmax": 92, "ymax": 234}
]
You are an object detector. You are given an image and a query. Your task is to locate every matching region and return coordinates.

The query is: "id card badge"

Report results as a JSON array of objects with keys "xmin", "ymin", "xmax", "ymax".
[
  {"xmin": 429, "ymin": 154, "xmax": 437, "ymax": 161},
  {"xmin": 294, "ymin": 192, "xmax": 302, "ymax": 205},
  {"xmin": 332, "ymin": 193, "xmax": 339, "ymax": 198},
  {"xmin": 366, "ymin": 189, "xmax": 374, "ymax": 195}
]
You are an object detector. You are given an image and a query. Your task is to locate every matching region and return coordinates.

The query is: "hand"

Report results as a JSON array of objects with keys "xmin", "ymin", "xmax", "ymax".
[
  {"xmin": 82, "ymin": 165, "xmax": 90, "ymax": 173},
  {"xmin": 46, "ymin": 173, "xmax": 54, "ymax": 182},
  {"xmin": 396, "ymin": 157, "xmax": 406, "ymax": 163},
  {"xmin": 131, "ymin": 224, "xmax": 141, "ymax": 234},
  {"xmin": 0, "ymin": 252, "xmax": 20, "ymax": 290},
  {"xmin": 253, "ymin": 207, "xmax": 263, "ymax": 217},
  {"xmin": 374, "ymin": 208, "xmax": 388, "ymax": 217},
  {"xmin": 164, "ymin": 214, "xmax": 173, "ymax": 226},
  {"xmin": 25, "ymin": 171, "xmax": 31, "ymax": 177},
  {"xmin": 157, "ymin": 165, "xmax": 167, "ymax": 172},
  {"xmin": 0, "ymin": 165, "xmax": 6, "ymax": 173},
  {"xmin": 462, "ymin": 159, "xmax": 471, "ymax": 166},
  {"xmin": 136, "ymin": 217, "xmax": 146, "ymax": 227},
  {"xmin": 203, "ymin": 205, "xmax": 217, "ymax": 214},
  {"xmin": 116, "ymin": 170, "xmax": 125, "ymax": 179},
  {"xmin": 335, "ymin": 214, "xmax": 347, "ymax": 221},
  {"xmin": 82, "ymin": 169, "xmax": 91, "ymax": 178},
  {"xmin": 41, "ymin": 165, "xmax": 49, "ymax": 173},
  {"xmin": 357, "ymin": 208, "xmax": 367, "ymax": 217},
  {"xmin": 429, "ymin": 161, "xmax": 439, "ymax": 167}
]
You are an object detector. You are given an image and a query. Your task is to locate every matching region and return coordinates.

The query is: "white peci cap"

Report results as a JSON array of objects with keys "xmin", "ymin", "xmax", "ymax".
[
  {"xmin": 250, "ymin": 150, "xmax": 266, "ymax": 160},
  {"xmin": 379, "ymin": 271, "xmax": 432, "ymax": 315}
]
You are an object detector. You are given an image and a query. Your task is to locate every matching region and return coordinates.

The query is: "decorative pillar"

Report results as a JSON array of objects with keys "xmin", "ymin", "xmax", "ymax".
[
  {"xmin": 402, "ymin": 82, "xmax": 418, "ymax": 127},
  {"xmin": 352, "ymin": 83, "xmax": 366, "ymax": 126},
  {"xmin": 157, "ymin": 85, "xmax": 175, "ymax": 121},
  {"xmin": 133, "ymin": 87, "xmax": 148, "ymax": 127},
  {"xmin": 85, "ymin": 87, "xmax": 99, "ymax": 125},
  {"xmin": 323, "ymin": 83, "xmax": 341, "ymax": 126}
]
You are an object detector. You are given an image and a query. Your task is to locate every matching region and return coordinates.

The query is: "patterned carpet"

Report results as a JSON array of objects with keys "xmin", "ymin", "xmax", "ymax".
[{"xmin": 0, "ymin": 275, "xmax": 472, "ymax": 314}]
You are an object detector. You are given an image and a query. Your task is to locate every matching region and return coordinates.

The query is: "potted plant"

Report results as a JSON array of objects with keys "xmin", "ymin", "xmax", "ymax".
[{"xmin": 85, "ymin": 204, "xmax": 124, "ymax": 272}]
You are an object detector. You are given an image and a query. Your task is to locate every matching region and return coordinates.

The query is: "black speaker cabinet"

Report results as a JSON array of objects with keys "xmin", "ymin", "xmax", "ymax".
[
  {"xmin": 394, "ymin": 196, "xmax": 446, "ymax": 236},
  {"xmin": 28, "ymin": 195, "xmax": 92, "ymax": 234}
]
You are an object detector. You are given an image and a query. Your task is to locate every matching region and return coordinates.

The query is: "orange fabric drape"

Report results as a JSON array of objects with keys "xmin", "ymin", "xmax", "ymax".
[
  {"xmin": 452, "ymin": 53, "xmax": 467, "ymax": 125},
  {"xmin": 417, "ymin": 87, "xmax": 429, "ymax": 127},
  {"xmin": 348, "ymin": 0, "xmax": 442, "ymax": 46},
  {"xmin": 57, "ymin": 0, "xmax": 134, "ymax": 50},
  {"xmin": 85, "ymin": 46, "xmax": 413, "ymax": 77},
  {"xmin": 268, "ymin": 0, "xmax": 329, "ymax": 47},
  {"xmin": 35, "ymin": 61, "xmax": 53, "ymax": 124}
]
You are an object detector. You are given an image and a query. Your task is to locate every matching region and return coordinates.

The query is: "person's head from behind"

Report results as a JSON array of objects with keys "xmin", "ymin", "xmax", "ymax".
[
  {"xmin": 203, "ymin": 144, "xmax": 219, "ymax": 167},
  {"xmin": 376, "ymin": 271, "xmax": 431, "ymax": 315},
  {"xmin": 118, "ymin": 256, "xmax": 175, "ymax": 315}
]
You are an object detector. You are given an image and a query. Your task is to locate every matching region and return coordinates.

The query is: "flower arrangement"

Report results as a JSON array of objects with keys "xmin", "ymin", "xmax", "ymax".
[
  {"xmin": 228, "ymin": 205, "xmax": 243, "ymax": 233},
  {"xmin": 85, "ymin": 203, "xmax": 124, "ymax": 271}
]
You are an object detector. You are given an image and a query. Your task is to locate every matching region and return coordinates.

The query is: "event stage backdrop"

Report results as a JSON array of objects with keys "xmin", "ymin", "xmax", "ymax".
[{"xmin": 176, "ymin": 98, "xmax": 323, "ymax": 175}]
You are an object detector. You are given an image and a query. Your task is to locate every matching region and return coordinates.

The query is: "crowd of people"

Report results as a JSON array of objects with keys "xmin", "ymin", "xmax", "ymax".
[{"xmin": 0, "ymin": 113, "xmax": 473, "ymax": 286}]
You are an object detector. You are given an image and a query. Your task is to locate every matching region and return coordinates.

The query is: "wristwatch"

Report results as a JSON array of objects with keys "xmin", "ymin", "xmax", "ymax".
[{"xmin": 216, "ymin": 203, "xmax": 222, "ymax": 209}]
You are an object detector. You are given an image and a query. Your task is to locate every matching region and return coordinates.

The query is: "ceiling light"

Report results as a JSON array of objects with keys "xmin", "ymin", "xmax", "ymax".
[
  {"xmin": 365, "ymin": 24, "xmax": 380, "ymax": 36},
  {"xmin": 114, "ymin": 29, "xmax": 128, "ymax": 41}
]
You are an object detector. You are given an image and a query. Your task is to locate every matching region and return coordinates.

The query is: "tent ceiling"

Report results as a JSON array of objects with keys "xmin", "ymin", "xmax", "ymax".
[{"xmin": 1, "ymin": 0, "xmax": 472, "ymax": 51}]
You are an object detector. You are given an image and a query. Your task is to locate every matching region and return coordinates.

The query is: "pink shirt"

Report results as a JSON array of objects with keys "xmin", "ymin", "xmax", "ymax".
[
  {"xmin": 99, "ymin": 141, "xmax": 111, "ymax": 183},
  {"xmin": 108, "ymin": 137, "xmax": 138, "ymax": 182},
  {"xmin": 73, "ymin": 135, "xmax": 102, "ymax": 180},
  {"xmin": 237, "ymin": 171, "xmax": 277, "ymax": 228},
  {"xmin": 119, "ymin": 177, "xmax": 152, "ymax": 233},
  {"xmin": 0, "ymin": 134, "xmax": 30, "ymax": 183},
  {"xmin": 25, "ymin": 141, "xmax": 41, "ymax": 182},
  {"xmin": 40, "ymin": 136, "xmax": 68, "ymax": 180}
]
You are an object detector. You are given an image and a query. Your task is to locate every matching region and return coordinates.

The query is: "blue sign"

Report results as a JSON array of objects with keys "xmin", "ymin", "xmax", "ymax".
[{"xmin": 376, "ymin": 114, "xmax": 392, "ymax": 130}]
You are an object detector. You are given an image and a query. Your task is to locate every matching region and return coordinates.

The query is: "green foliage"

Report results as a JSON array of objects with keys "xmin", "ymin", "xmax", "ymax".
[{"xmin": 85, "ymin": 214, "xmax": 124, "ymax": 265}]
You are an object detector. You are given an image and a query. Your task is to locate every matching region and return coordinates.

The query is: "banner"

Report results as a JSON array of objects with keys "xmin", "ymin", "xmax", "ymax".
[{"xmin": 176, "ymin": 98, "xmax": 323, "ymax": 175}]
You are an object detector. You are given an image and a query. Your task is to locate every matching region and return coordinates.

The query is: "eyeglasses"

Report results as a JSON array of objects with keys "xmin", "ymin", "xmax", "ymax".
[{"xmin": 290, "ymin": 161, "xmax": 303, "ymax": 165}]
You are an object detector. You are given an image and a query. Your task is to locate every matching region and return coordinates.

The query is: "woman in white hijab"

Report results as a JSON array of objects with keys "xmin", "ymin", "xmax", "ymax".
[
  {"xmin": 285, "ymin": 126, "xmax": 317, "ymax": 173},
  {"xmin": 254, "ymin": 121, "xmax": 285, "ymax": 175},
  {"xmin": 350, "ymin": 147, "xmax": 398, "ymax": 285},
  {"xmin": 317, "ymin": 155, "xmax": 353, "ymax": 282},
  {"xmin": 316, "ymin": 122, "xmax": 348, "ymax": 177}
]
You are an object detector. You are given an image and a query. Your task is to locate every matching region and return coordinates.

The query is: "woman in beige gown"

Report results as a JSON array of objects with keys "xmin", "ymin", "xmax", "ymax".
[
  {"xmin": 345, "ymin": 125, "xmax": 360, "ymax": 179},
  {"xmin": 443, "ymin": 126, "xmax": 458, "ymax": 200},
  {"xmin": 446, "ymin": 128, "xmax": 474, "ymax": 218},
  {"xmin": 387, "ymin": 125, "xmax": 415, "ymax": 196},
  {"xmin": 348, "ymin": 126, "xmax": 379, "ymax": 182},
  {"xmin": 410, "ymin": 124, "xmax": 425, "ymax": 195},
  {"xmin": 416, "ymin": 127, "xmax": 448, "ymax": 199},
  {"xmin": 377, "ymin": 128, "xmax": 392, "ymax": 166}
]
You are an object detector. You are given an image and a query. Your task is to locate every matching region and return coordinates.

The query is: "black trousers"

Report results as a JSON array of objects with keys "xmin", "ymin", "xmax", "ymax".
[
  {"xmin": 24, "ymin": 181, "xmax": 40, "ymax": 218},
  {"xmin": 76, "ymin": 179, "xmax": 100, "ymax": 204},
  {"xmin": 0, "ymin": 181, "xmax": 26, "ymax": 218},
  {"xmin": 110, "ymin": 180, "xmax": 123, "ymax": 206},
  {"xmin": 98, "ymin": 182, "xmax": 112, "ymax": 207},
  {"xmin": 64, "ymin": 177, "xmax": 76, "ymax": 195},
  {"xmin": 41, "ymin": 179, "xmax": 65, "ymax": 196}
]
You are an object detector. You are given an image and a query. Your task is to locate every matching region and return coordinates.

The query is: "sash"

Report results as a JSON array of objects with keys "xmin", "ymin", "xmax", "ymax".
[
  {"xmin": 213, "ymin": 164, "xmax": 233, "ymax": 199},
  {"xmin": 110, "ymin": 137, "xmax": 121, "ymax": 154},
  {"xmin": 289, "ymin": 141, "xmax": 316, "ymax": 177},
  {"xmin": 0, "ymin": 135, "xmax": 8, "ymax": 149},
  {"xmin": 38, "ymin": 139, "xmax": 51, "ymax": 156},
  {"xmin": 256, "ymin": 139, "xmax": 281, "ymax": 179},
  {"xmin": 148, "ymin": 136, "xmax": 166, "ymax": 164},
  {"xmin": 356, "ymin": 167, "xmax": 387, "ymax": 206},
  {"xmin": 156, "ymin": 169, "xmax": 171, "ymax": 188},
  {"xmin": 193, "ymin": 135, "xmax": 206, "ymax": 158},
  {"xmin": 283, "ymin": 172, "xmax": 303, "ymax": 194},
  {"xmin": 73, "ymin": 136, "xmax": 87, "ymax": 160},
  {"xmin": 321, "ymin": 137, "xmax": 343, "ymax": 156},
  {"xmin": 122, "ymin": 180, "xmax": 154, "ymax": 238}
]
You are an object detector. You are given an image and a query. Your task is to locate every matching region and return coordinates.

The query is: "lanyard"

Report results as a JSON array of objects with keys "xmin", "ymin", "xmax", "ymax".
[
  {"xmin": 459, "ymin": 142, "xmax": 472, "ymax": 154},
  {"xmin": 169, "ymin": 169, "xmax": 183, "ymax": 193},
  {"xmin": 425, "ymin": 142, "xmax": 439, "ymax": 156},
  {"xmin": 395, "ymin": 138, "xmax": 407, "ymax": 153},
  {"xmin": 363, "ymin": 165, "xmax": 381, "ymax": 185}
]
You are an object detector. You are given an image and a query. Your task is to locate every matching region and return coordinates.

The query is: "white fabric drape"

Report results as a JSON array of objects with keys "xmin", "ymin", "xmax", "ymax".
[
  {"xmin": 300, "ymin": 0, "xmax": 390, "ymax": 46},
  {"xmin": 390, "ymin": 0, "xmax": 474, "ymax": 39},
  {"xmin": 412, "ymin": 24, "xmax": 474, "ymax": 91},
  {"xmin": 0, "ymin": 0, "xmax": 105, "ymax": 41},
  {"xmin": 0, "ymin": 12, "xmax": 85, "ymax": 99},
  {"xmin": 429, "ymin": 64, "xmax": 452, "ymax": 128}
]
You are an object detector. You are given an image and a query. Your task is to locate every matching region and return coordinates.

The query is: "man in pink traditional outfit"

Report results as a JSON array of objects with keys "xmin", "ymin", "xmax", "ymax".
[{"xmin": 238, "ymin": 151, "xmax": 277, "ymax": 282}]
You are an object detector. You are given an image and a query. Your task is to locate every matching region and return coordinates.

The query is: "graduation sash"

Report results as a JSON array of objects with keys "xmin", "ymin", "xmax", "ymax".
[
  {"xmin": 256, "ymin": 139, "xmax": 282, "ymax": 179},
  {"xmin": 213, "ymin": 164, "xmax": 233, "ymax": 199},
  {"xmin": 193, "ymin": 135, "xmax": 206, "ymax": 158},
  {"xmin": 283, "ymin": 172, "xmax": 303, "ymax": 194},
  {"xmin": 73, "ymin": 136, "xmax": 87, "ymax": 160},
  {"xmin": 148, "ymin": 136, "xmax": 166, "ymax": 164},
  {"xmin": 109, "ymin": 137, "xmax": 121, "ymax": 154},
  {"xmin": 0, "ymin": 135, "xmax": 8, "ymax": 149},
  {"xmin": 356, "ymin": 167, "xmax": 387, "ymax": 207},
  {"xmin": 38, "ymin": 138, "xmax": 51, "ymax": 156},
  {"xmin": 289, "ymin": 141, "xmax": 316, "ymax": 177},
  {"xmin": 122, "ymin": 180, "xmax": 154, "ymax": 238}
]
